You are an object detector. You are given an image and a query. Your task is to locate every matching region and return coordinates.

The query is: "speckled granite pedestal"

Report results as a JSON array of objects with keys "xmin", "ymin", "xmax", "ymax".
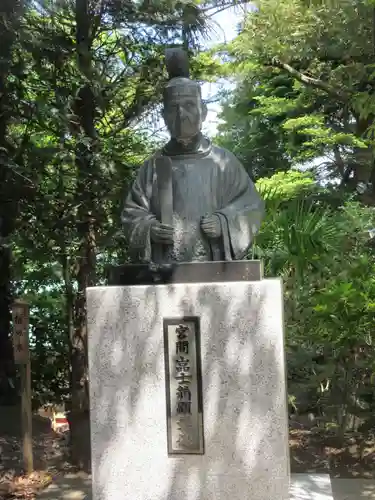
[{"xmin": 87, "ymin": 270, "xmax": 289, "ymax": 500}]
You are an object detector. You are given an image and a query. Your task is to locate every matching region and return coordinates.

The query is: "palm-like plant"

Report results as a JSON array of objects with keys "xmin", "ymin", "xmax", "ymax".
[{"xmin": 253, "ymin": 175, "xmax": 342, "ymax": 283}]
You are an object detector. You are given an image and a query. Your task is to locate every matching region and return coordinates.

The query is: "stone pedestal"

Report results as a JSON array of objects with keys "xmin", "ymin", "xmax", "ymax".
[{"xmin": 87, "ymin": 264, "xmax": 289, "ymax": 500}]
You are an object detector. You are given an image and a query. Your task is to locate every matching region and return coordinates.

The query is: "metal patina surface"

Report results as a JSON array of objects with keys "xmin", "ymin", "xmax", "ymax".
[{"xmin": 121, "ymin": 49, "xmax": 264, "ymax": 265}]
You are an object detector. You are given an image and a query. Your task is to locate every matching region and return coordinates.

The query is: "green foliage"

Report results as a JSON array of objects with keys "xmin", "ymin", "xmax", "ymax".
[
  {"xmin": 290, "ymin": 202, "xmax": 375, "ymax": 432},
  {"xmin": 257, "ymin": 170, "xmax": 316, "ymax": 204},
  {"xmin": 255, "ymin": 173, "xmax": 338, "ymax": 279},
  {"xmin": 30, "ymin": 288, "xmax": 70, "ymax": 406},
  {"xmin": 217, "ymin": 0, "xmax": 375, "ymax": 197},
  {"xmin": 216, "ymin": 71, "xmax": 294, "ymax": 179},
  {"xmin": 255, "ymin": 170, "xmax": 375, "ymax": 431},
  {"xmin": 215, "ymin": 1, "xmax": 375, "ymax": 433},
  {"xmin": 1, "ymin": 0, "xmax": 226, "ymax": 407}
]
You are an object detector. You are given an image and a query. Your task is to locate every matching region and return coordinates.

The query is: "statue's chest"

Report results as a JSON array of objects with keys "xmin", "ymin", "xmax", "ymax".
[
  {"xmin": 172, "ymin": 158, "xmax": 217, "ymax": 193},
  {"xmin": 150, "ymin": 157, "xmax": 220, "ymax": 215}
]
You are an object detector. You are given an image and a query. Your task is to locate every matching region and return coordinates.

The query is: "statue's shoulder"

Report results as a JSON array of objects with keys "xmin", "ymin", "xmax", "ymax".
[
  {"xmin": 211, "ymin": 143, "xmax": 236, "ymax": 157},
  {"xmin": 210, "ymin": 144, "xmax": 242, "ymax": 166},
  {"xmin": 140, "ymin": 150, "xmax": 163, "ymax": 169}
]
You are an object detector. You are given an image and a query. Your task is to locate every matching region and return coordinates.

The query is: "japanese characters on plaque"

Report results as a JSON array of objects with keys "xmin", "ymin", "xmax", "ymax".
[
  {"xmin": 11, "ymin": 301, "xmax": 30, "ymax": 364},
  {"xmin": 163, "ymin": 317, "xmax": 204, "ymax": 455}
]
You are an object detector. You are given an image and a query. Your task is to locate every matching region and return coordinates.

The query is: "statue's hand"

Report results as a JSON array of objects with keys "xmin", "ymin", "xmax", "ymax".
[
  {"xmin": 201, "ymin": 215, "xmax": 222, "ymax": 239},
  {"xmin": 150, "ymin": 221, "xmax": 174, "ymax": 244}
]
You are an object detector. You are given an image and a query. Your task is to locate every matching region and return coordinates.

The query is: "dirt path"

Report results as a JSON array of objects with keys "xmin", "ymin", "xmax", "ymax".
[
  {"xmin": 1, "ymin": 406, "xmax": 374, "ymax": 498},
  {"xmin": 0, "ymin": 407, "xmax": 75, "ymax": 499}
]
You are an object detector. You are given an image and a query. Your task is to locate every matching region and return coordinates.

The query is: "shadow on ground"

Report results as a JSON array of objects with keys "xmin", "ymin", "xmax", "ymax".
[
  {"xmin": 0, "ymin": 406, "xmax": 69, "ymax": 477},
  {"xmin": 37, "ymin": 472, "xmax": 91, "ymax": 499},
  {"xmin": 34, "ymin": 473, "xmax": 375, "ymax": 500},
  {"xmin": 330, "ymin": 478, "xmax": 375, "ymax": 500},
  {"xmin": 290, "ymin": 429, "xmax": 375, "ymax": 479}
]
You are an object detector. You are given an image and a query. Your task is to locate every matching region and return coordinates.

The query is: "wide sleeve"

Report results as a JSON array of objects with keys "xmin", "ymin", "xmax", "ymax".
[
  {"xmin": 215, "ymin": 151, "xmax": 264, "ymax": 261},
  {"xmin": 121, "ymin": 159, "xmax": 157, "ymax": 263}
]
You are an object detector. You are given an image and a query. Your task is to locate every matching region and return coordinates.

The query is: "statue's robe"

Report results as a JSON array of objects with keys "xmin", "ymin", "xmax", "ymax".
[{"xmin": 121, "ymin": 139, "xmax": 264, "ymax": 264}]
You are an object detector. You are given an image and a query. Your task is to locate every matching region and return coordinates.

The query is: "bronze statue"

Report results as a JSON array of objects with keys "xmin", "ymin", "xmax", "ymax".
[{"xmin": 122, "ymin": 49, "xmax": 264, "ymax": 265}]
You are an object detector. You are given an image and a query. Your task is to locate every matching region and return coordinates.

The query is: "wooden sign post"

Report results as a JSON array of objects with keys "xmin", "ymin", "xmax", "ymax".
[{"xmin": 12, "ymin": 299, "xmax": 33, "ymax": 475}]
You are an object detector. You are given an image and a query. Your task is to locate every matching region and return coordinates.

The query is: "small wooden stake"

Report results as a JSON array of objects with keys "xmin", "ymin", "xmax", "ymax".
[
  {"xmin": 20, "ymin": 361, "xmax": 33, "ymax": 474},
  {"xmin": 12, "ymin": 300, "xmax": 33, "ymax": 474}
]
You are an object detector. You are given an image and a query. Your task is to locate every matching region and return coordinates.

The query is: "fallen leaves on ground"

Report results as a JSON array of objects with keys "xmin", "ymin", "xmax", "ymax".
[
  {"xmin": 290, "ymin": 429, "xmax": 375, "ymax": 478},
  {"xmin": 0, "ymin": 471, "xmax": 53, "ymax": 499}
]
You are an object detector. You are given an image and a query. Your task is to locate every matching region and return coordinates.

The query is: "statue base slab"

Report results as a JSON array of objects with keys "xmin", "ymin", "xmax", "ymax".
[
  {"xmin": 107, "ymin": 259, "xmax": 263, "ymax": 285},
  {"xmin": 87, "ymin": 274, "xmax": 289, "ymax": 500}
]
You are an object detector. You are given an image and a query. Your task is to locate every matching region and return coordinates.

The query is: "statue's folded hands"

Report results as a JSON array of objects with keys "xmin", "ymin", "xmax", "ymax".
[
  {"xmin": 200, "ymin": 214, "xmax": 222, "ymax": 239},
  {"xmin": 150, "ymin": 221, "xmax": 174, "ymax": 244}
]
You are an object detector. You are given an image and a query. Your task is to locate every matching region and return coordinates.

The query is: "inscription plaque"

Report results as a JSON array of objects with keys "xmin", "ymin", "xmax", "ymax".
[{"xmin": 163, "ymin": 317, "xmax": 204, "ymax": 455}]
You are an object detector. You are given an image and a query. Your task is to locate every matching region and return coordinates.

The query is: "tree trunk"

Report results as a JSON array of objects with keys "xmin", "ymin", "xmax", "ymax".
[
  {"xmin": 350, "ymin": 116, "xmax": 375, "ymax": 205},
  {"xmin": 69, "ymin": 0, "xmax": 98, "ymax": 470},
  {"xmin": 0, "ymin": 0, "xmax": 23, "ymax": 405}
]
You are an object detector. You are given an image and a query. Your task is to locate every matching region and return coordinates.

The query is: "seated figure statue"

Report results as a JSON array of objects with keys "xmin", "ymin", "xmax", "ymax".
[{"xmin": 122, "ymin": 49, "xmax": 264, "ymax": 265}]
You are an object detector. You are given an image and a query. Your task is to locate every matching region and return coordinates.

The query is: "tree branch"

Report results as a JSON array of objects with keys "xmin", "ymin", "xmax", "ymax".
[
  {"xmin": 269, "ymin": 59, "xmax": 349, "ymax": 102},
  {"xmin": 203, "ymin": 0, "xmax": 249, "ymax": 16}
]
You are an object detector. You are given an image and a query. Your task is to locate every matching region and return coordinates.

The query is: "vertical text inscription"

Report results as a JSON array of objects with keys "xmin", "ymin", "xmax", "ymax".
[{"xmin": 163, "ymin": 317, "xmax": 204, "ymax": 455}]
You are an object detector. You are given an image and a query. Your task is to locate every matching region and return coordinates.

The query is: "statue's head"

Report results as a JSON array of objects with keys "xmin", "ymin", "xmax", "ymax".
[{"xmin": 162, "ymin": 49, "xmax": 207, "ymax": 142}]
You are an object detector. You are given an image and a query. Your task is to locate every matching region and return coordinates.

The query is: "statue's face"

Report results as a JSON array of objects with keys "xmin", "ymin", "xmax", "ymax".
[{"xmin": 163, "ymin": 89, "xmax": 207, "ymax": 141}]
